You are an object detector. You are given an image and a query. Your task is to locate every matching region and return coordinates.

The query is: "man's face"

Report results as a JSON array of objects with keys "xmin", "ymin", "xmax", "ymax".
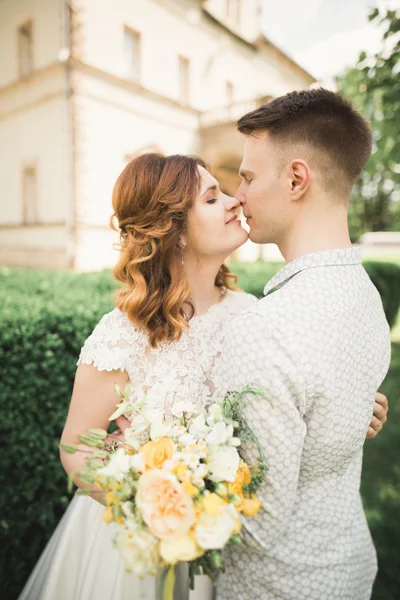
[{"xmin": 236, "ymin": 131, "xmax": 291, "ymax": 245}]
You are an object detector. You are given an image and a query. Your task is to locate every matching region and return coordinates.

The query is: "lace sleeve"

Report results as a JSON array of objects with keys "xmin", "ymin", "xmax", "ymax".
[{"xmin": 76, "ymin": 308, "xmax": 140, "ymax": 372}]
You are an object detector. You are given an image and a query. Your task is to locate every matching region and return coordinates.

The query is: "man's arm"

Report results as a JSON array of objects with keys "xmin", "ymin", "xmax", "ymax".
[
  {"xmin": 218, "ymin": 310, "xmax": 307, "ymax": 551},
  {"xmin": 366, "ymin": 391, "xmax": 388, "ymax": 439}
]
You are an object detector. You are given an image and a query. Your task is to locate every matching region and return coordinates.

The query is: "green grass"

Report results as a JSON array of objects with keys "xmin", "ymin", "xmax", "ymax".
[{"xmin": 362, "ymin": 340, "xmax": 400, "ymax": 600}]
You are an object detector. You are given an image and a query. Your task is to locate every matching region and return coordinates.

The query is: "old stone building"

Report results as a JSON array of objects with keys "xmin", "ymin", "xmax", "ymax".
[{"xmin": 0, "ymin": 0, "xmax": 315, "ymax": 270}]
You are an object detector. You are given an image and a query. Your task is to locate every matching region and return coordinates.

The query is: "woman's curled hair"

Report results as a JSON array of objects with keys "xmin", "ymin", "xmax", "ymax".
[{"xmin": 110, "ymin": 153, "xmax": 237, "ymax": 348}]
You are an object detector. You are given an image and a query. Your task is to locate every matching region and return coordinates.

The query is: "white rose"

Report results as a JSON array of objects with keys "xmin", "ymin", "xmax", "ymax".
[
  {"xmin": 195, "ymin": 505, "xmax": 236, "ymax": 550},
  {"xmin": 115, "ymin": 525, "xmax": 159, "ymax": 577},
  {"xmin": 98, "ymin": 448, "xmax": 135, "ymax": 482},
  {"xmin": 159, "ymin": 533, "xmax": 203, "ymax": 565},
  {"xmin": 207, "ymin": 445, "xmax": 239, "ymax": 483}
]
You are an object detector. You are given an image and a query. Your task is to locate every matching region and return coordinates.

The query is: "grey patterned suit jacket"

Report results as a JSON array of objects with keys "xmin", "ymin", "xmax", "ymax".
[{"xmin": 217, "ymin": 248, "xmax": 391, "ymax": 600}]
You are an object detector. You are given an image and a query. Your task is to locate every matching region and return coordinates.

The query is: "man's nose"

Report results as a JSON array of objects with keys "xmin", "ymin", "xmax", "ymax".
[
  {"xmin": 223, "ymin": 192, "xmax": 241, "ymax": 211},
  {"xmin": 234, "ymin": 184, "xmax": 246, "ymax": 205}
]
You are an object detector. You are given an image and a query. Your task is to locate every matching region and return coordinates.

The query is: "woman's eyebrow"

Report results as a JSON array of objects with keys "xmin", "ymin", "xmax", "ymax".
[{"xmin": 201, "ymin": 184, "xmax": 218, "ymax": 197}]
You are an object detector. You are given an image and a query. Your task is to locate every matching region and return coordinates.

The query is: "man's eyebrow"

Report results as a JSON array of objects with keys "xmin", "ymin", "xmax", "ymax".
[
  {"xmin": 239, "ymin": 169, "xmax": 255, "ymax": 178},
  {"xmin": 201, "ymin": 184, "xmax": 218, "ymax": 197}
]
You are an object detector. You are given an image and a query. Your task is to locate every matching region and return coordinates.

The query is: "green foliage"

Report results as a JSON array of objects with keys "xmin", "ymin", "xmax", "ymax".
[
  {"xmin": 336, "ymin": 8, "xmax": 400, "ymax": 238},
  {"xmin": 0, "ymin": 268, "xmax": 117, "ymax": 600},
  {"xmin": 363, "ymin": 261, "xmax": 400, "ymax": 329},
  {"xmin": 361, "ymin": 342, "xmax": 400, "ymax": 600},
  {"xmin": 1, "ymin": 262, "xmax": 399, "ymax": 599},
  {"xmin": 229, "ymin": 260, "xmax": 283, "ymax": 297}
]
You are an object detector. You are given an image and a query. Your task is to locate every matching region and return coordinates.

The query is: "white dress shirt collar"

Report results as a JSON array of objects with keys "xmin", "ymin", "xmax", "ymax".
[{"xmin": 264, "ymin": 247, "xmax": 362, "ymax": 296}]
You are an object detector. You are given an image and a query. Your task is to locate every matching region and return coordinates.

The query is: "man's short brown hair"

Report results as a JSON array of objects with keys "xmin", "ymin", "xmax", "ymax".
[{"xmin": 238, "ymin": 89, "xmax": 372, "ymax": 192}]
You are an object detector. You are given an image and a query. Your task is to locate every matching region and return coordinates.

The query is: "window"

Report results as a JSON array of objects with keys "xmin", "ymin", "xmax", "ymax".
[
  {"xmin": 227, "ymin": 0, "xmax": 241, "ymax": 24},
  {"xmin": 22, "ymin": 165, "xmax": 38, "ymax": 225},
  {"xmin": 18, "ymin": 21, "xmax": 33, "ymax": 78},
  {"xmin": 178, "ymin": 55, "xmax": 190, "ymax": 104},
  {"xmin": 226, "ymin": 81, "xmax": 234, "ymax": 104},
  {"xmin": 123, "ymin": 27, "xmax": 141, "ymax": 82}
]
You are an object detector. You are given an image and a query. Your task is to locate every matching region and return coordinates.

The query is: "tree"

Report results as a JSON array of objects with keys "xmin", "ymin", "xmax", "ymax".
[{"xmin": 336, "ymin": 8, "xmax": 400, "ymax": 240}]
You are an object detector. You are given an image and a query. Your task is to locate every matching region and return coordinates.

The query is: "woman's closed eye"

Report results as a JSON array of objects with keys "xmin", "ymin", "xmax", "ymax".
[{"xmin": 207, "ymin": 198, "xmax": 218, "ymax": 204}]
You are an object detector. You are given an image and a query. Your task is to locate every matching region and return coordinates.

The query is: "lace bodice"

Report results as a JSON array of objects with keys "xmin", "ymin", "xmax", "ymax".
[{"xmin": 77, "ymin": 289, "xmax": 257, "ymax": 412}]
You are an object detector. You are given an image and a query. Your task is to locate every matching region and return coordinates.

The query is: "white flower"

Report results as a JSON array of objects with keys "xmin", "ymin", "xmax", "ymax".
[
  {"xmin": 150, "ymin": 421, "xmax": 171, "ymax": 441},
  {"xmin": 130, "ymin": 452, "xmax": 145, "ymax": 473},
  {"xmin": 178, "ymin": 433, "xmax": 196, "ymax": 447},
  {"xmin": 195, "ymin": 505, "xmax": 236, "ymax": 550},
  {"xmin": 207, "ymin": 445, "xmax": 240, "ymax": 483},
  {"xmin": 115, "ymin": 525, "xmax": 159, "ymax": 577},
  {"xmin": 160, "ymin": 533, "xmax": 203, "ymax": 564},
  {"xmin": 171, "ymin": 400, "xmax": 197, "ymax": 418},
  {"xmin": 98, "ymin": 448, "xmax": 136, "ymax": 482},
  {"xmin": 207, "ymin": 403, "xmax": 223, "ymax": 425},
  {"xmin": 124, "ymin": 426, "xmax": 149, "ymax": 451},
  {"xmin": 189, "ymin": 414, "xmax": 210, "ymax": 439},
  {"xmin": 206, "ymin": 421, "xmax": 233, "ymax": 445}
]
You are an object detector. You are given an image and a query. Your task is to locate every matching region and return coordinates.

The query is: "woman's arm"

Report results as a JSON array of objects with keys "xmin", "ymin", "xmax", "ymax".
[{"xmin": 60, "ymin": 363, "xmax": 129, "ymax": 504}]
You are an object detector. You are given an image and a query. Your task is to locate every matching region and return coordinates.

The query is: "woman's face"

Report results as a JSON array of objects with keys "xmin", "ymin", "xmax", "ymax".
[{"xmin": 184, "ymin": 166, "xmax": 248, "ymax": 260}]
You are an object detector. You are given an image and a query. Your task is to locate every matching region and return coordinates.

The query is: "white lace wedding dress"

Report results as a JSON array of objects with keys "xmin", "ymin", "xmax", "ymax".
[{"xmin": 18, "ymin": 289, "xmax": 256, "ymax": 600}]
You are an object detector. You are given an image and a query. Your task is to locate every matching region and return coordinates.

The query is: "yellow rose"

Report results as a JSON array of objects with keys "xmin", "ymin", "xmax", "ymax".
[
  {"xmin": 233, "ymin": 519, "xmax": 242, "ymax": 535},
  {"xmin": 240, "ymin": 496, "xmax": 262, "ymax": 517},
  {"xmin": 228, "ymin": 461, "xmax": 251, "ymax": 496},
  {"xmin": 173, "ymin": 462, "xmax": 190, "ymax": 482},
  {"xmin": 140, "ymin": 437, "xmax": 175, "ymax": 470},
  {"xmin": 181, "ymin": 481, "xmax": 199, "ymax": 498},
  {"xmin": 160, "ymin": 530, "xmax": 204, "ymax": 564},
  {"xmin": 202, "ymin": 492, "xmax": 227, "ymax": 516},
  {"xmin": 107, "ymin": 491, "xmax": 119, "ymax": 505},
  {"xmin": 102, "ymin": 506, "xmax": 114, "ymax": 524}
]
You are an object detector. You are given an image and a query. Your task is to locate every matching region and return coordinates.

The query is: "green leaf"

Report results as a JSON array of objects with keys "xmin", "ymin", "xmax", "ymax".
[
  {"xmin": 78, "ymin": 434, "xmax": 104, "ymax": 448},
  {"xmin": 87, "ymin": 428, "xmax": 108, "ymax": 439},
  {"xmin": 59, "ymin": 443, "xmax": 77, "ymax": 454}
]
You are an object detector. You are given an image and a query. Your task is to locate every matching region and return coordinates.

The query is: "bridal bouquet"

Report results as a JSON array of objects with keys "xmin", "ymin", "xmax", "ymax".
[{"xmin": 61, "ymin": 384, "xmax": 269, "ymax": 599}]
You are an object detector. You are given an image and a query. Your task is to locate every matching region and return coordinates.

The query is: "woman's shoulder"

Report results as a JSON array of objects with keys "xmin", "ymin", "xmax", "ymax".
[
  {"xmin": 76, "ymin": 307, "xmax": 143, "ymax": 372},
  {"xmin": 224, "ymin": 289, "xmax": 258, "ymax": 312}
]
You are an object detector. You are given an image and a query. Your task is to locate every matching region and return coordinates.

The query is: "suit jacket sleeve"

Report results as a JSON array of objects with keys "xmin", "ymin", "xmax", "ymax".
[{"xmin": 218, "ymin": 309, "xmax": 307, "ymax": 551}]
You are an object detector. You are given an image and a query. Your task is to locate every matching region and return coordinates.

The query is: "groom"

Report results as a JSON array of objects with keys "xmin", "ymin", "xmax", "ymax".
[{"xmin": 215, "ymin": 89, "xmax": 391, "ymax": 600}]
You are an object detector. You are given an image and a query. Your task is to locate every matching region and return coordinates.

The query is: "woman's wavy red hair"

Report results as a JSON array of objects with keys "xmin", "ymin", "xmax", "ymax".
[{"xmin": 110, "ymin": 153, "xmax": 238, "ymax": 348}]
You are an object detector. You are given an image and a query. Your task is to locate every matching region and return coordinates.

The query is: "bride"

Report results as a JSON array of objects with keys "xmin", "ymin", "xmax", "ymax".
[{"xmin": 18, "ymin": 153, "xmax": 388, "ymax": 600}]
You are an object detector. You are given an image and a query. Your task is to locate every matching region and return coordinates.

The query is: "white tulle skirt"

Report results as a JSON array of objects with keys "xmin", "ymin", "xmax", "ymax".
[{"xmin": 18, "ymin": 494, "xmax": 215, "ymax": 600}]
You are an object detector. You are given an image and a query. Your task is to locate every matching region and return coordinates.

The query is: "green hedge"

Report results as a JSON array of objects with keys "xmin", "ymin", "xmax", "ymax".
[{"xmin": 1, "ymin": 261, "xmax": 399, "ymax": 599}]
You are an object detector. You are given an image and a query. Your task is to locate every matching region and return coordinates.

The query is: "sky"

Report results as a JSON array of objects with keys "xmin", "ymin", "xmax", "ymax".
[{"xmin": 261, "ymin": 0, "xmax": 399, "ymax": 84}]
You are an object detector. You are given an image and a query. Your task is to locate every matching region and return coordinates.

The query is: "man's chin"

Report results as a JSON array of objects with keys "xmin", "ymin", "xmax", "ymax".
[{"xmin": 248, "ymin": 227, "xmax": 269, "ymax": 245}]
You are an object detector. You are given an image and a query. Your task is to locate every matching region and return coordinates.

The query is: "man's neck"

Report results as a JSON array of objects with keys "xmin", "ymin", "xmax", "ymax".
[{"xmin": 279, "ymin": 205, "xmax": 352, "ymax": 264}]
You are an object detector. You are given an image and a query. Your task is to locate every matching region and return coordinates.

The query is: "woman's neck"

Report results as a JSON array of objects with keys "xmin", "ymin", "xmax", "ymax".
[{"xmin": 183, "ymin": 254, "xmax": 224, "ymax": 317}]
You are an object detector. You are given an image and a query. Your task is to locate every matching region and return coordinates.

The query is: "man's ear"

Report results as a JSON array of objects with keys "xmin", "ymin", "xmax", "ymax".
[{"xmin": 289, "ymin": 159, "xmax": 310, "ymax": 200}]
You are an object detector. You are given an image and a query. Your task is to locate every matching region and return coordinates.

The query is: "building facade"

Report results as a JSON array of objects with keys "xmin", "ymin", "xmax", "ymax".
[{"xmin": 0, "ymin": 0, "xmax": 315, "ymax": 270}]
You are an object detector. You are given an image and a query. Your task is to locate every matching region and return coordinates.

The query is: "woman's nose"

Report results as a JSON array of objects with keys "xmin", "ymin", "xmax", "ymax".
[{"xmin": 223, "ymin": 193, "xmax": 240, "ymax": 211}]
